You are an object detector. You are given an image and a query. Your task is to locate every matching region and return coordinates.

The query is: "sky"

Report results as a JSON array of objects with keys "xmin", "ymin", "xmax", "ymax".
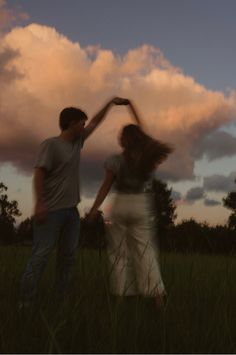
[{"xmin": 1, "ymin": 0, "xmax": 236, "ymax": 225}]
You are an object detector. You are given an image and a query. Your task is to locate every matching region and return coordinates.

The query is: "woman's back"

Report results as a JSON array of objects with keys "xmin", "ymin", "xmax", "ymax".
[{"xmin": 105, "ymin": 153, "xmax": 154, "ymax": 194}]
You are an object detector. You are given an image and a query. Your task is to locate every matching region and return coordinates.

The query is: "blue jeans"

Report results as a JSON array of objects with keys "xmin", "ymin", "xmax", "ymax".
[{"xmin": 21, "ymin": 207, "xmax": 80, "ymax": 302}]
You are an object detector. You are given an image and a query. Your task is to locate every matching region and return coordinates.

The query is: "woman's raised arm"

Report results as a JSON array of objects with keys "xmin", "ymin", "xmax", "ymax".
[{"xmin": 126, "ymin": 100, "xmax": 143, "ymax": 127}]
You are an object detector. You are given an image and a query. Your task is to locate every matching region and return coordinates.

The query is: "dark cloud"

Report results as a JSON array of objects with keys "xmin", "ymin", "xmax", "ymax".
[
  {"xmin": 185, "ymin": 186, "xmax": 205, "ymax": 202},
  {"xmin": 203, "ymin": 172, "xmax": 236, "ymax": 193},
  {"xmin": 171, "ymin": 190, "xmax": 182, "ymax": 202},
  {"xmin": 194, "ymin": 131, "xmax": 236, "ymax": 161},
  {"xmin": 156, "ymin": 149, "xmax": 195, "ymax": 182},
  {"xmin": 0, "ymin": 89, "xmax": 56, "ymax": 174},
  {"xmin": 80, "ymin": 156, "xmax": 106, "ymax": 198},
  {"xmin": 0, "ymin": 105, "xmax": 43, "ymax": 174},
  {"xmin": 204, "ymin": 198, "xmax": 221, "ymax": 207},
  {"xmin": 0, "ymin": 46, "xmax": 23, "ymax": 83},
  {"xmin": 0, "ymin": 135, "xmax": 38, "ymax": 174}
]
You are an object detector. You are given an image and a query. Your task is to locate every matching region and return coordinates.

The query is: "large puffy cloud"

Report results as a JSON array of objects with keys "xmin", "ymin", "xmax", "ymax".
[{"xmin": 1, "ymin": 23, "xmax": 236, "ymax": 187}]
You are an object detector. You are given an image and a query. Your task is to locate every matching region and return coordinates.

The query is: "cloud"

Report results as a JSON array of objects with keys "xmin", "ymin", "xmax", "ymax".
[
  {"xmin": 203, "ymin": 172, "xmax": 236, "ymax": 193},
  {"xmin": 0, "ymin": 46, "xmax": 22, "ymax": 82},
  {"xmin": 185, "ymin": 186, "xmax": 205, "ymax": 202},
  {"xmin": 182, "ymin": 171, "xmax": 235, "ymax": 208},
  {"xmin": 171, "ymin": 190, "xmax": 182, "ymax": 202},
  {"xmin": 0, "ymin": 23, "xmax": 236, "ymax": 184},
  {"xmin": 0, "ymin": 0, "xmax": 28, "ymax": 31},
  {"xmin": 204, "ymin": 198, "xmax": 221, "ymax": 207},
  {"xmin": 194, "ymin": 131, "xmax": 236, "ymax": 161},
  {"xmin": 80, "ymin": 156, "xmax": 105, "ymax": 198}
]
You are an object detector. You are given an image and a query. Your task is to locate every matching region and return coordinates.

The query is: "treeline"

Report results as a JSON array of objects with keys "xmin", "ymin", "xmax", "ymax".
[
  {"xmin": 1, "ymin": 180, "xmax": 236, "ymax": 254},
  {"xmin": 159, "ymin": 220, "xmax": 236, "ymax": 254},
  {"xmin": 5, "ymin": 216, "xmax": 236, "ymax": 255}
]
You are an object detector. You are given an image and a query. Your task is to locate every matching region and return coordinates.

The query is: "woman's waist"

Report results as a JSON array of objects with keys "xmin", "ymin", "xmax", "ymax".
[
  {"xmin": 114, "ymin": 180, "xmax": 153, "ymax": 194},
  {"xmin": 110, "ymin": 193, "xmax": 155, "ymax": 221},
  {"xmin": 112, "ymin": 191, "xmax": 155, "ymax": 207}
]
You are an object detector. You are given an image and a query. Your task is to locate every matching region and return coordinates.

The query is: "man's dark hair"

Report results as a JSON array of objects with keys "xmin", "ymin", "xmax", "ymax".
[{"xmin": 59, "ymin": 107, "xmax": 88, "ymax": 130}]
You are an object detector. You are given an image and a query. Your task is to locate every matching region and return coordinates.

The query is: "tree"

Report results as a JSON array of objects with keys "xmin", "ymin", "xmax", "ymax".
[
  {"xmin": 151, "ymin": 178, "xmax": 177, "ymax": 250},
  {"xmin": 16, "ymin": 217, "xmax": 33, "ymax": 243},
  {"xmin": 223, "ymin": 180, "xmax": 236, "ymax": 230},
  {"xmin": 170, "ymin": 219, "xmax": 212, "ymax": 253},
  {"xmin": 152, "ymin": 178, "xmax": 177, "ymax": 234},
  {"xmin": 0, "ymin": 182, "xmax": 21, "ymax": 244}
]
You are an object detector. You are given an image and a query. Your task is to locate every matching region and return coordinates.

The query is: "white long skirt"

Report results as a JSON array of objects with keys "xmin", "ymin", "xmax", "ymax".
[{"xmin": 106, "ymin": 193, "xmax": 165, "ymax": 297}]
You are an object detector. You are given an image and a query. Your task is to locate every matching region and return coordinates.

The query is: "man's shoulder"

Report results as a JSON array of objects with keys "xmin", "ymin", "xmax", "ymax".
[{"xmin": 40, "ymin": 136, "xmax": 58, "ymax": 146}]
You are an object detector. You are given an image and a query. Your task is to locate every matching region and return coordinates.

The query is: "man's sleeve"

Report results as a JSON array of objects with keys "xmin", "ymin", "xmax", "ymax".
[{"xmin": 34, "ymin": 140, "xmax": 53, "ymax": 172}]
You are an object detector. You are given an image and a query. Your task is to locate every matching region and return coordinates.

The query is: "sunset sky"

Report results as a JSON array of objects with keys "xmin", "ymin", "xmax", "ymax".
[{"xmin": 1, "ymin": 0, "xmax": 236, "ymax": 225}]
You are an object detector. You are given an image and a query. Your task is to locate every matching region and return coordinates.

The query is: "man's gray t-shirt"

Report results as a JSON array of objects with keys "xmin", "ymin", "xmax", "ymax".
[{"xmin": 34, "ymin": 136, "xmax": 83, "ymax": 211}]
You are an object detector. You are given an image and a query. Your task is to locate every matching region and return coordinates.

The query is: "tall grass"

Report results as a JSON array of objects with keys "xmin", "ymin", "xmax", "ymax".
[{"xmin": 0, "ymin": 246, "xmax": 236, "ymax": 353}]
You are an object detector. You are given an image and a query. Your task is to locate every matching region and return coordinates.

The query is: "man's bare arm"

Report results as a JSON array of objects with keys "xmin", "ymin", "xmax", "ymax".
[{"xmin": 83, "ymin": 97, "xmax": 129, "ymax": 140}]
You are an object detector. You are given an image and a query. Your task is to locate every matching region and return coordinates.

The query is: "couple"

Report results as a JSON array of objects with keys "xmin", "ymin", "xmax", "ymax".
[{"xmin": 20, "ymin": 97, "xmax": 172, "ymax": 310}]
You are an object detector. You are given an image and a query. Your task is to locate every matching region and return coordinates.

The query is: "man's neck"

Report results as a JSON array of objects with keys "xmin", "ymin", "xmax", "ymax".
[{"xmin": 60, "ymin": 130, "xmax": 76, "ymax": 142}]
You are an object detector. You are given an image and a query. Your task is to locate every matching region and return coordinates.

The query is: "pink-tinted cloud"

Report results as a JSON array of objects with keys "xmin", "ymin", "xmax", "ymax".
[
  {"xmin": 1, "ymin": 23, "xmax": 236, "ymax": 181},
  {"xmin": 0, "ymin": 0, "xmax": 28, "ymax": 31}
]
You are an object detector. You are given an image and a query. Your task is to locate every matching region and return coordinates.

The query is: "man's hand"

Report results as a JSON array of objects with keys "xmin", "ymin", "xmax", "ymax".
[
  {"xmin": 35, "ymin": 201, "xmax": 48, "ymax": 223},
  {"xmin": 112, "ymin": 97, "xmax": 130, "ymax": 105}
]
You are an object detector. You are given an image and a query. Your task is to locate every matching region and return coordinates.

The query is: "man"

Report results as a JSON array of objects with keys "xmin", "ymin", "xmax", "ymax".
[{"xmin": 20, "ymin": 97, "xmax": 128, "ymax": 308}]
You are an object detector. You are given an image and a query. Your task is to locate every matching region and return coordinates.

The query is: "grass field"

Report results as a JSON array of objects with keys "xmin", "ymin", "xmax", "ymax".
[{"xmin": 0, "ymin": 246, "xmax": 236, "ymax": 353}]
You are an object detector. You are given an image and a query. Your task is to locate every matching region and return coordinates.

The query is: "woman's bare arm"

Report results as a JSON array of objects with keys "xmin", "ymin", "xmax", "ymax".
[
  {"xmin": 126, "ymin": 100, "xmax": 143, "ymax": 127},
  {"xmin": 87, "ymin": 170, "xmax": 115, "ymax": 219}
]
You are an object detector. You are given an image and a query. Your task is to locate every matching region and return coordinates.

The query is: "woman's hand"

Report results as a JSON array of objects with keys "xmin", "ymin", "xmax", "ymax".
[{"xmin": 86, "ymin": 209, "xmax": 99, "ymax": 223}]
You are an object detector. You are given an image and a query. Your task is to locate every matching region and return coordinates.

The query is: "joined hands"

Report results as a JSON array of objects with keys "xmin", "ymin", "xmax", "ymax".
[{"xmin": 112, "ymin": 97, "xmax": 130, "ymax": 105}]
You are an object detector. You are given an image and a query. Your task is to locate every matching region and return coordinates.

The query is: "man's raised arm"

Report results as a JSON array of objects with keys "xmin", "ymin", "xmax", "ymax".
[{"xmin": 83, "ymin": 97, "xmax": 129, "ymax": 140}]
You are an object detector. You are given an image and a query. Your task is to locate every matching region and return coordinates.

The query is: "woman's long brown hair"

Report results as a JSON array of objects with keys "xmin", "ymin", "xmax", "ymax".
[{"xmin": 120, "ymin": 124, "xmax": 173, "ymax": 178}]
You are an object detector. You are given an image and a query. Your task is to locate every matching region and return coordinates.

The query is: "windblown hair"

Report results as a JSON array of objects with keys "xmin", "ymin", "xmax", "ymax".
[
  {"xmin": 120, "ymin": 124, "xmax": 173, "ymax": 177},
  {"xmin": 59, "ymin": 107, "xmax": 88, "ymax": 130}
]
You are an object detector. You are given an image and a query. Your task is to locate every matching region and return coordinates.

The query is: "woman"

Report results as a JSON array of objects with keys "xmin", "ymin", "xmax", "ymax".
[{"xmin": 87, "ymin": 100, "xmax": 173, "ymax": 308}]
